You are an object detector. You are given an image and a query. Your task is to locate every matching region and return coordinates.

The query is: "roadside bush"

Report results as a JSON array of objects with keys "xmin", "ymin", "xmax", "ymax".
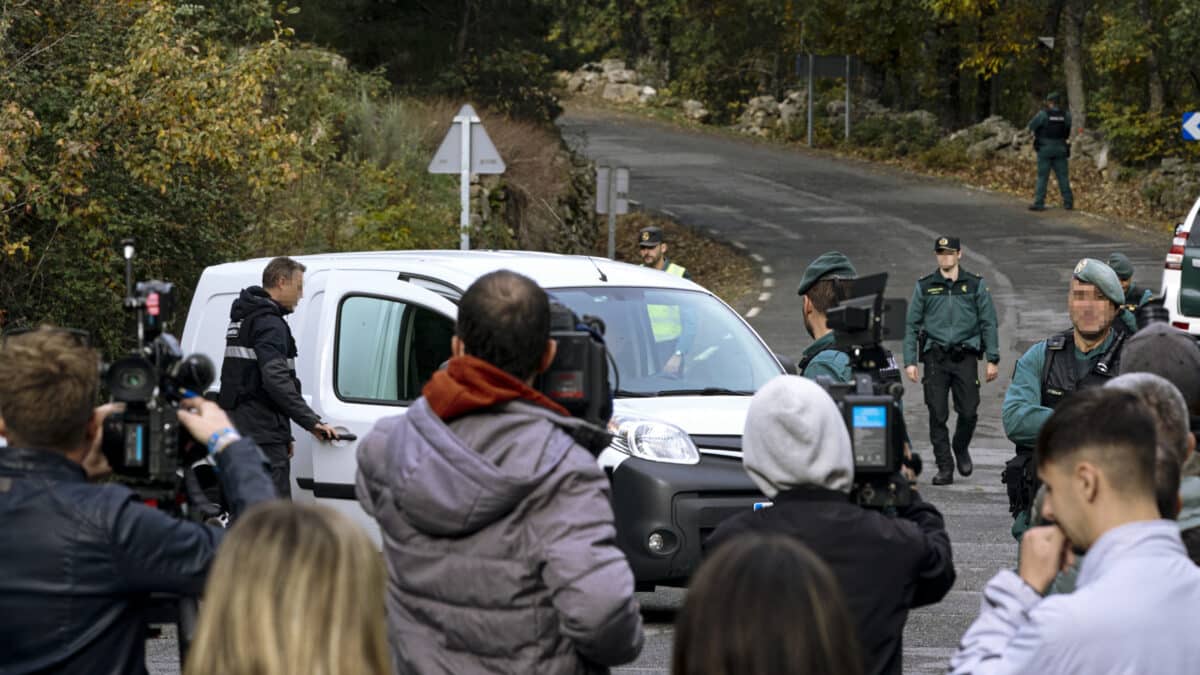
[
  {"xmin": 849, "ymin": 114, "xmax": 940, "ymax": 159},
  {"xmin": 917, "ymin": 138, "xmax": 972, "ymax": 171},
  {"xmin": 1095, "ymin": 104, "xmax": 1200, "ymax": 167}
]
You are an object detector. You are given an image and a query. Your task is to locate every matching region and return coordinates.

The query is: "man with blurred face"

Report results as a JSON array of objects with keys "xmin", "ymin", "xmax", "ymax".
[
  {"xmin": 951, "ymin": 388, "xmax": 1200, "ymax": 674},
  {"xmin": 1001, "ymin": 259, "xmax": 1129, "ymax": 539}
]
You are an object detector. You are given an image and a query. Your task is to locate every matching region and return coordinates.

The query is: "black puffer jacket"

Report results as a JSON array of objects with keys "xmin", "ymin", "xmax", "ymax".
[
  {"xmin": 0, "ymin": 440, "xmax": 275, "ymax": 675},
  {"xmin": 218, "ymin": 286, "xmax": 320, "ymax": 445}
]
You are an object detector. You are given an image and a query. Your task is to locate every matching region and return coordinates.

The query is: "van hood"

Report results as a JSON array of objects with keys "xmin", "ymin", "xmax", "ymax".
[{"xmin": 612, "ymin": 396, "xmax": 751, "ymax": 437}]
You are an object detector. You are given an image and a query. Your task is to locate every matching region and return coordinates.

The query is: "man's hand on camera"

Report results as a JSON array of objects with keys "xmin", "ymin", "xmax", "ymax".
[
  {"xmin": 905, "ymin": 365, "xmax": 919, "ymax": 383},
  {"xmin": 985, "ymin": 362, "xmax": 999, "ymax": 383},
  {"xmin": 178, "ymin": 398, "xmax": 237, "ymax": 445},
  {"xmin": 82, "ymin": 403, "xmax": 119, "ymax": 481},
  {"xmin": 1018, "ymin": 525, "xmax": 1069, "ymax": 594},
  {"xmin": 312, "ymin": 422, "xmax": 337, "ymax": 441}
]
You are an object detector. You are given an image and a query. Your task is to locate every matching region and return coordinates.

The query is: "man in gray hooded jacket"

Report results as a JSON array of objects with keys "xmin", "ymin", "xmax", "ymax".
[{"xmin": 356, "ymin": 270, "xmax": 643, "ymax": 675}]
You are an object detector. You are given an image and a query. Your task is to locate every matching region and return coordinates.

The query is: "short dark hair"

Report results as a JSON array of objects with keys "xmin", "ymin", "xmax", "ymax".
[
  {"xmin": 673, "ymin": 534, "xmax": 863, "ymax": 675},
  {"xmin": 1155, "ymin": 448, "xmax": 1182, "ymax": 519},
  {"xmin": 805, "ymin": 277, "xmax": 854, "ymax": 313},
  {"xmin": 1036, "ymin": 388, "xmax": 1158, "ymax": 496},
  {"xmin": 455, "ymin": 270, "xmax": 550, "ymax": 379},
  {"xmin": 262, "ymin": 257, "xmax": 306, "ymax": 289},
  {"xmin": 0, "ymin": 328, "xmax": 98, "ymax": 451}
]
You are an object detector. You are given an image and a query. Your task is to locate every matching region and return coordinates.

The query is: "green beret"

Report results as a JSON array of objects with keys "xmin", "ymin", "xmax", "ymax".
[
  {"xmin": 1072, "ymin": 258, "xmax": 1124, "ymax": 306},
  {"xmin": 1106, "ymin": 252, "xmax": 1134, "ymax": 280},
  {"xmin": 797, "ymin": 251, "xmax": 857, "ymax": 297},
  {"xmin": 1046, "ymin": 91, "xmax": 1061, "ymax": 103}
]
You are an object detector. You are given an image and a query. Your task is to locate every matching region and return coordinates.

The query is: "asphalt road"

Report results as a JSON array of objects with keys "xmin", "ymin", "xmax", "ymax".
[
  {"xmin": 558, "ymin": 105, "xmax": 1165, "ymax": 675},
  {"xmin": 146, "ymin": 107, "xmax": 1167, "ymax": 675}
]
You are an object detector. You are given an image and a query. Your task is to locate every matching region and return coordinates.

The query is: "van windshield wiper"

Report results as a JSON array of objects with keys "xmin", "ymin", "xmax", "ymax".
[
  {"xmin": 614, "ymin": 389, "xmax": 655, "ymax": 398},
  {"xmin": 653, "ymin": 387, "xmax": 754, "ymax": 396}
]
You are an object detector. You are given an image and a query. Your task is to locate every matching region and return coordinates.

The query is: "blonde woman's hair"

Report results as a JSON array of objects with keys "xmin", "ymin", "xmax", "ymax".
[{"xmin": 185, "ymin": 502, "xmax": 390, "ymax": 675}]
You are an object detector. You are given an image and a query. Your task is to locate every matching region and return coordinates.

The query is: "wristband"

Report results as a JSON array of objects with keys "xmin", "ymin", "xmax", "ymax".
[{"xmin": 207, "ymin": 427, "xmax": 240, "ymax": 455}]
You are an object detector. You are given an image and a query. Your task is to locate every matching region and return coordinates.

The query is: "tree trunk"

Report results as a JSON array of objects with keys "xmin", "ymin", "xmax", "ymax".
[
  {"xmin": 455, "ymin": 0, "xmax": 471, "ymax": 62},
  {"xmin": 1138, "ymin": 0, "xmax": 1165, "ymax": 112},
  {"xmin": 1062, "ymin": 0, "xmax": 1088, "ymax": 134},
  {"xmin": 1034, "ymin": 0, "xmax": 1065, "ymax": 108}
]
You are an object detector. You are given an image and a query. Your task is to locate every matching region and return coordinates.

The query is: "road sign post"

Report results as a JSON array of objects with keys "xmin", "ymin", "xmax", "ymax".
[
  {"xmin": 428, "ymin": 104, "xmax": 506, "ymax": 250},
  {"xmin": 596, "ymin": 166, "xmax": 630, "ymax": 259},
  {"xmin": 796, "ymin": 54, "xmax": 860, "ymax": 147}
]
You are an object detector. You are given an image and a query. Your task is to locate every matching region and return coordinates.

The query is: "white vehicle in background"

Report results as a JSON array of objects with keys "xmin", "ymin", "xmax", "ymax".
[
  {"xmin": 1160, "ymin": 194, "xmax": 1200, "ymax": 334},
  {"xmin": 181, "ymin": 250, "xmax": 786, "ymax": 588}
]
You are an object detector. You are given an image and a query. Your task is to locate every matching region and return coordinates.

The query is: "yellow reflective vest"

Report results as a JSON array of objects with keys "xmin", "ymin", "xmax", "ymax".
[{"xmin": 648, "ymin": 263, "xmax": 687, "ymax": 342}]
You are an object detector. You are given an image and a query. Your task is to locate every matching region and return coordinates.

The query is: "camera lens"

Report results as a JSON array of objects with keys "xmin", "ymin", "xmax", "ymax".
[{"xmin": 122, "ymin": 371, "xmax": 144, "ymax": 389}]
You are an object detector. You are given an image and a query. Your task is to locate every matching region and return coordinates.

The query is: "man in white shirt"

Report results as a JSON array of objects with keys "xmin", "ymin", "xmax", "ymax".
[{"xmin": 950, "ymin": 386, "xmax": 1200, "ymax": 674}]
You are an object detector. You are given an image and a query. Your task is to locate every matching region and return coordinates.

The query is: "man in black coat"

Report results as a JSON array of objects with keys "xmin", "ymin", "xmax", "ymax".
[
  {"xmin": 0, "ymin": 327, "xmax": 276, "ymax": 674},
  {"xmin": 706, "ymin": 375, "xmax": 955, "ymax": 675},
  {"xmin": 219, "ymin": 256, "xmax": 336, "ymax": 497}
]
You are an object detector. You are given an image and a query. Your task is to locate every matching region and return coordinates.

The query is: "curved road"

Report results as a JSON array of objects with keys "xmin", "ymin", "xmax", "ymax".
[{"xmin": 559, "ymin": 105, "xmax": 1164, "ymax": 674}]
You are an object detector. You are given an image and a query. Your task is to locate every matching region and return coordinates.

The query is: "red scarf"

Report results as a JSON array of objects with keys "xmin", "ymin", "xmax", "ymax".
[{"xmin": 422, "ymin": 355, "xmax": 569, "ymax": 421}]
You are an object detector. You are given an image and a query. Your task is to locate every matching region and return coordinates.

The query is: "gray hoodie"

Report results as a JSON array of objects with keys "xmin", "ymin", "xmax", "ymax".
[{"xmin": 356, "ymin": 398, "xmax": 643, "ymax": 675}]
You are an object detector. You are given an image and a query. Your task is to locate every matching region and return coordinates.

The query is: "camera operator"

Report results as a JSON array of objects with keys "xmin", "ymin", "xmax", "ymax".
[
  {"xmin": 705, "ymin": 375, "xmax": 955, "ymax": 675},
  {"xmin": 796, "ymin": 251, "xmax": 919, "ymax": 480},
  {"xmin": 355, "ymin": 270, "xmax": 643, "ymax": 674},
  {"xmin": 0, "ymin": 327, "xmax": 276, "ymax": 675}
]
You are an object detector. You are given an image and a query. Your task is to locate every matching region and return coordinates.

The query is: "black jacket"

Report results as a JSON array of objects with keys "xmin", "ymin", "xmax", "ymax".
[
  {"xmin": 219, "ymin": 286, "xmax": 320, "ymax": 445},
  {"xmin": 705, "ymin": 486, "xmax": 955, "ymax": 675},
  {"xmin": 0, "ymin": 440, "xmax": 276, "ymax": 675}
]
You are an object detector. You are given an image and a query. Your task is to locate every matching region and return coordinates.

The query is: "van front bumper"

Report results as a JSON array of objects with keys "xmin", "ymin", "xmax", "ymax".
[{"xmin": 609, "ymin": 453, "xmax": 762, "ymax": 588}]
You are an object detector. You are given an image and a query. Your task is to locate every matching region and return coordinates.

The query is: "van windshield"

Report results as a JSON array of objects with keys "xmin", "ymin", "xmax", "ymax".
[{"xmin": 549, "ymin": 287, "xmax": 782, "ymax": 397}]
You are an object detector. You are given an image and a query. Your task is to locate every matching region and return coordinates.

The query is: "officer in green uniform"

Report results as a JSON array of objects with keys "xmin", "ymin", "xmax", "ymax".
[
  {"xmin": 903, "ymin": 236, "xmax": 1000, "ymax": 485},
  {"xmin": 1108, "ymin": 250, "xmax": 1153, "ymax": 310},
  {"xmin": 1027, "ymin": 92, "xmax": 1074, "ymax": 212},
  {"xmin": 1108, "ymin": 252, "xmax": 1150, "ymax": 333},
  {"xmin": 639, "ymin": 225, "xmax": 693, "ymax": 375},
  {"xmin": 1002, "ymin": 258, "xmax": 1127, "ymax": 539},
  {"xmin": 795, "ymin": 251, "xmax": 856, "ymax": 381},
  {"xmin": 797, "ymin": 251, "xmax": 920, "ymax": 480}
]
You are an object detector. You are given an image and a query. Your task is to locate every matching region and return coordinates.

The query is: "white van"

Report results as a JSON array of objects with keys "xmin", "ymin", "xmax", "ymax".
[{"xmin": 181, "ymin": 250, "xmax": 785, "ymax": 587}]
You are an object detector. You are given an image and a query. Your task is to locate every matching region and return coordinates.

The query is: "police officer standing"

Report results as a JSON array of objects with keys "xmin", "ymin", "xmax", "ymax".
[
  {"xmin": 219, "ymin": 256, "xmax": 336, "ymax": 497},
  {"xmin": 1108, "ymin": 252, "xmax": 1154, "ymax": 310},
  {"xmin": 903, "ymin": 237, "xmax": 1000, "ymax": 486},
  {"xmin": 797, "ymin": 251, "xmax": 920, "ymax": 482},
  {"xmin": 638, "ymin": 225, "xmax": 690, "ymax": 279},
  {"xmin": 796, "ymin": 251, "xmax": 857, "ymax": 381},
  {"xmin": 1027, "ymin": 92, "xmax": 1074, "ymax": 211},
  {"xmin": 639, "ymin": 225, "xmax": 694, "ymax": 376},
  {"xmin": 1001, "ymin": 258, "xmax": 1128, "ymax": 538}
]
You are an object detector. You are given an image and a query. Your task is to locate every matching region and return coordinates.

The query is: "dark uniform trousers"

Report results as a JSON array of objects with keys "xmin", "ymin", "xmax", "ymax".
[
  {"xmin": 923, "ymin": 345, "xmax": 980, "ymax": 471},
  {"xmin": 259, "ymin": 442, "xmax": 292, "ymax": 499}
]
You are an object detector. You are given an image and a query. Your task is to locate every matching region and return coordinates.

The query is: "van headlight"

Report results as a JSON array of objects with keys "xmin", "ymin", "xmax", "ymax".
[{"xmin": 608, "ymin": 415, "xmax": 700, "ymax": 465}]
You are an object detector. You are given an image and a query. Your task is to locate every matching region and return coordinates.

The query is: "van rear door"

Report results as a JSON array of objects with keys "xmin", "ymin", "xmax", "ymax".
[{"xmin": 299, "ymin": 269, "xmax": 457, "ymax": 534}]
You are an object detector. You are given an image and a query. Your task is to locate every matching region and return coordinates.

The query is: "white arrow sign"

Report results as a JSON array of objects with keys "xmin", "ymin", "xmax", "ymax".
[
  {"xmin": 1184, "ymin": 112, "xmax": 1200, "ymax": 142},
  {"xmin": 428, "ymin": 104, "xmax": 506, "ymax": 250}
]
